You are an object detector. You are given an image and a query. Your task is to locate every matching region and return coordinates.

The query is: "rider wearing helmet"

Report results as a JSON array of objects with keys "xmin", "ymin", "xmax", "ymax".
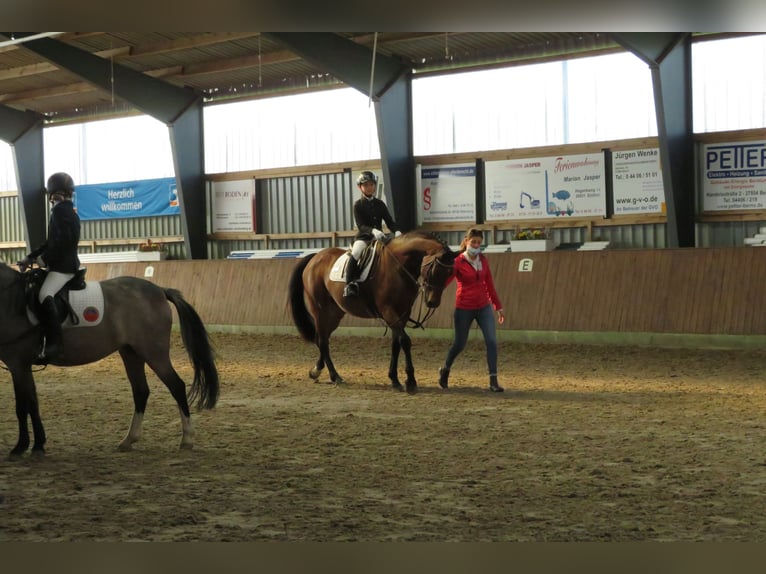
[
  {"xmin": 20, "ymin": 172, "xmax": 81, "ymax": 363},
  {"xmin": 344, "ymin": 170, "xmax": 401, "ymax": 298}
]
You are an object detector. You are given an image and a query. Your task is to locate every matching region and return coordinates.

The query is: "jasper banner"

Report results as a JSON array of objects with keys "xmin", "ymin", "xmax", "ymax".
[{"xmin": 73, "ymin": 177, "xmax": 180, "ymax": 220}]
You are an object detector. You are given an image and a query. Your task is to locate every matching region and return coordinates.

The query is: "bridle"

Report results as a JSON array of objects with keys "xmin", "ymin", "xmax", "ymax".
[
  {"xmin": 380, "ymin": 245, "xmax": 454, "ymax": 329},
  {"xmin": 407, "ymin": 253, "xmax": 454, "ymax": 328},
  {"xmin": 420, "ymin": 254, "xmax": 454, "ymax": 292}
]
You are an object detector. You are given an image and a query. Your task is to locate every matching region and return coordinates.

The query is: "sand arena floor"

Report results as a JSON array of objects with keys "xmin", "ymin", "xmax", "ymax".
[{"xmin": 2, "ymin": 331, "xmax": 766, "ymax": 541}]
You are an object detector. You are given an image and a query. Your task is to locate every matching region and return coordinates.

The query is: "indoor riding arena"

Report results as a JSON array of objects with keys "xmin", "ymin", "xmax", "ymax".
[
  {"xmin": 3, "ymin": 31, "xmax": 766, "ymax": 549},
  {"xmin": 3, "ymin": 251, "xmax": 766, "ymax": 542}
]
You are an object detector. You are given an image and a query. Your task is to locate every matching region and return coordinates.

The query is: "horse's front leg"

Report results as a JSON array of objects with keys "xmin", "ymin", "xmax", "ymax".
[
  {"xmin": 10, "ymin": 367, "xmax": 46, "ymax": 459},
  {"xmin": 389, "ymin": 333, "xmax": 403, "ymax": 391},
  {"xmin": 399, "ymin": 329, "xmax": 417, "ymax": 394}
]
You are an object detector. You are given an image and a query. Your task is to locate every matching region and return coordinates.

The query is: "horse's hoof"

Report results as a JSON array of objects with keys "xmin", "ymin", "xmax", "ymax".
[
  {"xmin": 30, "ymin": 449, "xmax": 45, "ymax": 460},
  {"xmin": 179, "ymin": 442, "xmax": 194, "ymax": 450},
  {"xmin": 7, "ymin": 451, "xmax": 24, "ymax": 461},
  {"xmin": 332, "ymin": 375, "xmax": 345, "ymax": 385},
  {"xmin": 309, "ymin": 368, "xmax": 321, "ymax": 380},
  {"xmin": 391, "ymin": 382, "xmax": 404, "ymax": 392},
  {"xmin": 406, "ymin": 386, "xmax": 418, "ymax": 395},
  {"xmin": 117, "ymin": 442, "xmax": 133, "ymax": 452}
]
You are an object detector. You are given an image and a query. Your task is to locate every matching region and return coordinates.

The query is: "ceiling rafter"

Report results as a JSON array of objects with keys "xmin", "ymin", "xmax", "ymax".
[
  {"xmin": 0, "ymin": 48, "xmax": 302, "ymax": 105},
  {"xmin": 0, "ymin": 32, "xmax": 739, "ymax": 123}
]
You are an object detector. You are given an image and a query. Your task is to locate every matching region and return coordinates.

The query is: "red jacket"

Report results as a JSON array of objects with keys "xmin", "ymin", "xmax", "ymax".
[{"xmin": 447, "ymin": 252, "xmax": 503, "ymax": 311}]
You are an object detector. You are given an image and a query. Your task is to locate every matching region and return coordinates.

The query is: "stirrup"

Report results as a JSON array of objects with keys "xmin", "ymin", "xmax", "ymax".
[
  {"xmin": 34, "ymin": 338, "xmax": 61, "ymax": 365},
  {"xmin": 34, "ymin": 348, "xmax": 53, "ymax": 365}
]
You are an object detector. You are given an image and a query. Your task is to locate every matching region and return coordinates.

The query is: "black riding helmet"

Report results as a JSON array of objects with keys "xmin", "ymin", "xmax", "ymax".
[
  {"xmin": 356, "ymin": 171, "xmax": 378, "ymax": 186},
  {"xmin": 47, "ymin": 172, "xmax": 75, "ymax": 197}
]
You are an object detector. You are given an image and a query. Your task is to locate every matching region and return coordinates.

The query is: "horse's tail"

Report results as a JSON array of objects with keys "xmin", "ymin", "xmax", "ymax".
[
  {"xmin": 288, "ymin": 253, "xmax": 317, "ymax": 343},
  {"xmin": 164, "ymin": 288, "xmax": 220, "ymax": 410}
]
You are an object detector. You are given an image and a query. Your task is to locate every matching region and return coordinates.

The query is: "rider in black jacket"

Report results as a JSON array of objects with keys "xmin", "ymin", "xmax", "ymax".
[
  {"xmin": 344, "ymin": 170, "xmax": 401, "ymax": 297},
  {"xmin": 20, "ymin": 172, "xmax": 81, "ymax": 362}
]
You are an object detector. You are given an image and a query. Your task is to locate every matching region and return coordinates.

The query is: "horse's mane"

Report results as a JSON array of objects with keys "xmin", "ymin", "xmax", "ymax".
[
  {"xmin": 0, "ymin": 261, "xmax": 20, "ymax": 281},
  {"xmin": 0, "ymin": 262, "xmax": 27, "ymax": 315},
  {"xmin": 398, "ymin": 229, "xmax": 452, "ymax": 253}
]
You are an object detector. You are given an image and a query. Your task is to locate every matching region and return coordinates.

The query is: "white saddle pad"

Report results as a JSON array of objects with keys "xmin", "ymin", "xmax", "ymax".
[
  {"xmin": 329, "ymin": 252, "xmax": 375, "ymax": 283},
  {"xmin": 27, "ymin": 281, "xmax": 105, "ymax": 328}
]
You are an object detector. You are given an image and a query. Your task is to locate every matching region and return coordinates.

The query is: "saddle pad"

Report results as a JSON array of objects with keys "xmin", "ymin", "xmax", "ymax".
[
  {"xmin": 26, "ymin": 281, "xmax": 105, "ymax": 328},
  {"xmin": 329, "ymin": 251, "xmax": 375, "ymax": 283}
]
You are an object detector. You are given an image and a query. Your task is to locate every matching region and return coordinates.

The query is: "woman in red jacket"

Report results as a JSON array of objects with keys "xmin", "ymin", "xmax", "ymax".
[{"xmin": 439, "ymin": 228, "xmax": 505, "ymax": 392}]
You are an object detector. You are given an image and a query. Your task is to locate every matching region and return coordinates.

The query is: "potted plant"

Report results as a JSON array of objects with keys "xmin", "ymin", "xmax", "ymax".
[
  {"xmin": 509, "ymin": 228, "xmax": 556, "ymax": 252},
  {"xmin": 136, "ymin": 239, "xmax": 168, "ymax": 260}
]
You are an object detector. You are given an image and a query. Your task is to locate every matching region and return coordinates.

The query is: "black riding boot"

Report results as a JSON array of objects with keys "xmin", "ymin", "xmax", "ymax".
[
  {"xmin": 36, "ymin": 296, "xmax": 62, "ymax": 364},
  {"xmin": 489, "ymin": 375, "xmax": 504, "ymax": 393},
  {"xmin": 343, "ymin": 257, "xmax": 361, "ymax": 297}
]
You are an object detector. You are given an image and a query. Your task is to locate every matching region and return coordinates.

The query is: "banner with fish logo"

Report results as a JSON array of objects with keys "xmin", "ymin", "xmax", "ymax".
[{"xmin": 484, "ymin": 153, "xmax": 605, "ymax": 221}]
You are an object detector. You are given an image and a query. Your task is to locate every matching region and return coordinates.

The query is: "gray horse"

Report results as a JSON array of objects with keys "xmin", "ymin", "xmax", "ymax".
[{"xmin": 0, "ymin": 263, "xmax": 219, "ymax": 459}]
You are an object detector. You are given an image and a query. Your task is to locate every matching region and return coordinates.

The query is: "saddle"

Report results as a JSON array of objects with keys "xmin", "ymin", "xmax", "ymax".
[
  {"xmin": 332, "ymin": 241, "xmax": 380, "ymax": 283},
  {"xmin": 24, "ymin": 267, "xmax": 88, "ymax": 326},
  {"xmin": 352, "ymin": 242, "xmax": 377, "ymax": 275}
]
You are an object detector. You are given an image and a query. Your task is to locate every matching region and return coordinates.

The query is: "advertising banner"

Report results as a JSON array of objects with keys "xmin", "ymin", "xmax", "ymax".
[
  {"xmin": 485, "ymin": 153, "xmax": 605, "ymax": 221},
  {"xmin": 74, "ymin": 177, "xmax": 179, "ymax": 221},
  {"xmin": 702, "ymin": 140, "xmax": 766, "ymax": 211},
  {"xmin": 612, "ymin": 148, "xmax": 665, "ymax": 215},
  {"xmin": 418, "ymin": 163, "xmax": 476, "ymax": 223},
  {"xmin": 211, "ymin": 179, "xmax": 256, "ymax": 232}
]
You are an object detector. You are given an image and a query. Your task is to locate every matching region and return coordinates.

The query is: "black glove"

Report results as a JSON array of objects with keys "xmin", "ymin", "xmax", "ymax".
[{"xmin": 18, "ymin": 256, "xmax": 33, "ymax": 272}]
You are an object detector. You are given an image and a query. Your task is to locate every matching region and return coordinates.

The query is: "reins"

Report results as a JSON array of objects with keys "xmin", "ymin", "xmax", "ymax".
[{"xmin": 378, "ymin": 240, "xmax": 453, "ymax": 330}]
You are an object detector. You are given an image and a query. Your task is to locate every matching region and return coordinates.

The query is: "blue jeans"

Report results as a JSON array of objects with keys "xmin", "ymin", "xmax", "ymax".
[{"xmin": 444, "ymin": 304, "xmax": 498, "ymax": 376}]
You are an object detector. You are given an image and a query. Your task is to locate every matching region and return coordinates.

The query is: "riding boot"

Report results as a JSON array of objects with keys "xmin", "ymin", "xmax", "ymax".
[
  {"xmin": 36, "ymin": 296, "xmax": 62, "ymax": 364},
  {"xmin": 438, "ymin": 366, "xmax": 450, "ymax": 389},
  {"xmin": 343, "ymin": 257, "xmax": 361, "ymax": 297},
  {"xmin": 489, "ymin": 374, "xmax": 504, "ymax": 393}
]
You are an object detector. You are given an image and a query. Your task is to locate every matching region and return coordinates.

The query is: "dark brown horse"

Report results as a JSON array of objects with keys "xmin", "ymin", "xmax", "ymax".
[
  {"xmin": 288, "ymin": 230, "xmax": 455, "ymax": 393},
  {"xmin": 0, "ymin": 263, "xmax": 219, "ymax": 459}
]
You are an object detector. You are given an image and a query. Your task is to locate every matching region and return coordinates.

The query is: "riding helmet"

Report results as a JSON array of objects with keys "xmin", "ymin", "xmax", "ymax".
[
  {"xmin": 356, "ymin": 171, "xmax": 378, "ymax": 186},
  {"xmin": 47, "ymin": 172, "xmax": 75, "ymax": 197}
]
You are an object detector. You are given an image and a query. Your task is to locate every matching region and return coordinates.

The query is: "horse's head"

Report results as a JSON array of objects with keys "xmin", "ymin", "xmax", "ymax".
[
  {"xmin": 419, "ymin": 247, "xmax": 456, "ymax": 308},
  {"xmin": 386, "ymin": 230, "xmax": 456, "ymax": 309}
]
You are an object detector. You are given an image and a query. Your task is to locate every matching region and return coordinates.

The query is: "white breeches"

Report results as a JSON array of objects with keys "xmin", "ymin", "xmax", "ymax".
[
  {"xmin": 39, "ymin": 271, "xmax": 75, "ymax": 302},
  {"xmin": 351, "ymin": 240, "xmax": 367, "ymax": 260}
]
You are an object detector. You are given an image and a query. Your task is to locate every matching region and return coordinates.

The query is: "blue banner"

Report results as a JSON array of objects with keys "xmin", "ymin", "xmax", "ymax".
[{"xmin": 73, "ymin": 177, "xmax": 180, "ymax": 220}]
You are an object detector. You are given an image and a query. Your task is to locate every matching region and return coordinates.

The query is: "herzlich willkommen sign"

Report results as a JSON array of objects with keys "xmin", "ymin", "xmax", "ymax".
[{"xmin": 74, "ymin": 177, "xmax": 180, "ymax": 221}]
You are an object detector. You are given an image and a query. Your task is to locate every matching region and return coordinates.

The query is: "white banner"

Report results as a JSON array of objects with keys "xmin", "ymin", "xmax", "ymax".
[
  {"xmin": 417, "ymin": 163, "xmax": 476, "ymax": 223},
  {"xmin": 211, "ymin": 179, "xmax": 256, "ymax": 232},
  {"xmin": 612, "ymin": 148, "xmax": 665, "ymax": 215},
  {"xmin": 702, "ymin": 140, "xmax": 766, "ymax": 211},
  {"xmin": 485, "ymin": 153, "xmax": 606, "ymax": 221}
]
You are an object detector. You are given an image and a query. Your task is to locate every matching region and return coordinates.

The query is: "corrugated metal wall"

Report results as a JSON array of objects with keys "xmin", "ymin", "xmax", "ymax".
[
  {"xmin": 436, "ymin": 222, "xmax": 669, "ymax": 250},
  {"xmin": 264, "ymin": 172, "xmax": 354, "ymax": 240},
  {"xmin": 0, "ymin": 193, "xmax": 25, "ymax": 242},
  {"xmin": 8, "ymin": 180, "xmax": 766, "ymax": 262},
  {"xmin": 4, "ymin": 163, "xmax": 766, "ymax": 263},
  {"xmin": 0, "ymin": 192, "xmax": 27, "ymax": 265},
  {"xmin": 697, "ymin": 220, "xmax": 766, "ymax": 248},
  {"xmin": 79, "ymin": 215, "xmax": 185, "ymax": 258},
  {"xmin": 0, "ymin": 190, "xmax": 186, "ymax": 262},
  {"xmin": 209, "ymin": 170, "xmax": 372, "ymax": 257},
  {"xmin": 597, "ymin": 223, "xmax": 668, "ymax": 249}
]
